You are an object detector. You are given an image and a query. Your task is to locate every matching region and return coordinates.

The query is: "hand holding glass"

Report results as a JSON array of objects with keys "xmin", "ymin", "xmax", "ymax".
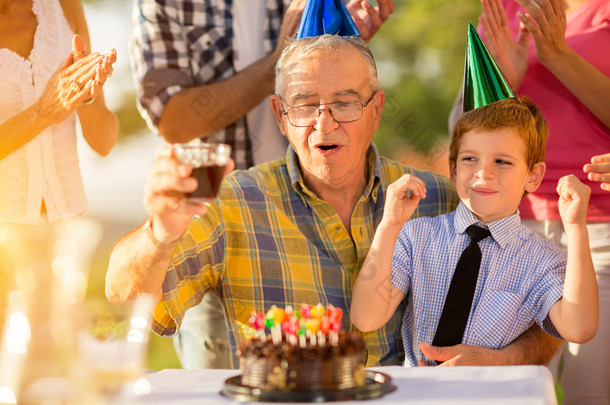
[{"xmin": 173, "ymin": 142, "xmax": 232, "ymax": 201}]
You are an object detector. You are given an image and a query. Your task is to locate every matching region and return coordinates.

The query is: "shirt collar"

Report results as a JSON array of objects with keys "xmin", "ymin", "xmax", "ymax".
[
  {"xmin": 286, "ymin": 143, "xmax": 382, "ymax": 204},
  {"xmin": 453, "ymin": 202, "xmax": 521, "ymax": 249}
]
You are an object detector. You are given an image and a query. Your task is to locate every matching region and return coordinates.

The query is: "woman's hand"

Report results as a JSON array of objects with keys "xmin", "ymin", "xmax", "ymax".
[
  {"xmin": 583, "ymin": 153, "xmax": 610, "ymax": 191},
  {"xmin": 514, "ymin": 0, "xmax": 569, "ymax": 68},
  {"xmin": 34, "ymin": 50, "xmax": 104, "ymax": 126},
  {"xmin": 479, "ymin": 0, "xmax": 530, "ymax": 88},
  {"xmin": 71, "ymin": 34, "xmax": 117, "ymax": 106}
]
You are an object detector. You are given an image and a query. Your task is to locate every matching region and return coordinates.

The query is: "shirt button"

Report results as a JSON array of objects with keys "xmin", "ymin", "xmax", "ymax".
[{"xmin": 335, "ymin": 226, "xmax": 342, "ymax": 233}]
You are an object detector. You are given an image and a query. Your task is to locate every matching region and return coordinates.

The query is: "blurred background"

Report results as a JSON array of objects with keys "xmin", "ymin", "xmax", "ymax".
[{"xmin": 79, "ymin": 0, "xmax": 482, "ymax": 370}]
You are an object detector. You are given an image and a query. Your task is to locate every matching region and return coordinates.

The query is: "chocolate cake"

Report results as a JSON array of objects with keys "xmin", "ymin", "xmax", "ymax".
[
  {"xmin": 237, "ymin": 331, "xmax": 366, "ymax": 392},
  {"xmin": 237, "ymin": 304, "xmax": 366, "ymax": 392}
]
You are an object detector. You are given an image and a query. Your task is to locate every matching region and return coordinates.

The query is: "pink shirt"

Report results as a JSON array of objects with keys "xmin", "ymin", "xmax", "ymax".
[{"xmin": 486, "ymin": 0, "xmax": 610, "ymax": 221}]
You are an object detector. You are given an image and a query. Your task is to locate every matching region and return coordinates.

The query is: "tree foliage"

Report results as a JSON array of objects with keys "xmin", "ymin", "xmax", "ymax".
[{"xmin": 369, "ymin": 0, "xmax": 480, "ymax": 159}]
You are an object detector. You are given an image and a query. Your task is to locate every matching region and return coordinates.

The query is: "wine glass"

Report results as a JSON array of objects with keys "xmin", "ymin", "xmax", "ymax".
[{"xmin": 76, "ymin": 294, "xmax": 155, "ymax": 403}]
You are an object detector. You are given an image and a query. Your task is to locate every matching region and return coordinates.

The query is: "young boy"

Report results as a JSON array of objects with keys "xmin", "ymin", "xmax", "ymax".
[{"xmin": 351, "ymin": 98, "xmax": 598, "ymax": 367}]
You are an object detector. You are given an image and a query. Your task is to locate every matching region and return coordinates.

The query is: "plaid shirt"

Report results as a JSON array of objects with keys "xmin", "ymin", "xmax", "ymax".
[
  {"xmin": 130, "ymin": 0, "xmax": 291, "ymax": 169},
  {"xmin": 152, "ymin": 144, "xmax": 460, "ymax": 367},
  {"xmin": 392, "ymin": 202, "xmax": 566, "ymax": 367}
]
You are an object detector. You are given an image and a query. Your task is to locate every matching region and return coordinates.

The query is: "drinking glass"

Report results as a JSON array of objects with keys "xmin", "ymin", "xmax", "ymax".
[
  {"xmin": 76, "ymin": 295, "xmax": 155, "ymax": 402},
  {"xmin": 173, "ymin": 142, "xmax": 231, "ymax": 201}
]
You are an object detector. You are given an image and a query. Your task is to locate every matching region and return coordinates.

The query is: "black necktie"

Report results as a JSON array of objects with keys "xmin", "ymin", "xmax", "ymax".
[{"xmin": 432, "ymin": 225, "xmax": 491, "ymax": 349}]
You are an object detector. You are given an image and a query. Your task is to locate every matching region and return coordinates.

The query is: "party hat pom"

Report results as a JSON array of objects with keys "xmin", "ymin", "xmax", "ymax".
[
  {"xmin": 462, "ymin": 21, "xmax": 516, "ymax": 112},
  {"xmin": 296, "ymin": 0, "xmax": 360, "ymax": 40}
]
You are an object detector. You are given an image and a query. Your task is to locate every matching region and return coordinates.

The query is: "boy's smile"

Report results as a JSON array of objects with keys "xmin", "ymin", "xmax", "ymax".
[{"xmin": 450, "ymin": 127, "xmax": 545, "ymax": 223}]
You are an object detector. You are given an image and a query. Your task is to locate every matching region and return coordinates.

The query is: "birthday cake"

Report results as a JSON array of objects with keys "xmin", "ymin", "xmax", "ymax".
[{"xmin": 237, "ymin": 304, "xmax": 366, "ymax": 392}]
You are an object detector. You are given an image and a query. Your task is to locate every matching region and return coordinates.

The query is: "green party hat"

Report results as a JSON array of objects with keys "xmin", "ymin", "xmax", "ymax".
[{"xmin": 462, "ymin": 21, "xmax": 516, "ymax": 112}]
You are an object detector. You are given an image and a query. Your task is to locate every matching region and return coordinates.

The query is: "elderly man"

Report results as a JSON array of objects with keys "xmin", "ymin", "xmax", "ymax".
[{"xmin": 106, "ymin": 35, "xmax": 561, "ymax": 367}]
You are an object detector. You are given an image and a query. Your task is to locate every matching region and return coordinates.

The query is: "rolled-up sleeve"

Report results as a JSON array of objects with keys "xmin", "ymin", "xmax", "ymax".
[{"xmin": 130, "ymin": 0, "xmax": 195, "ymax": 131}]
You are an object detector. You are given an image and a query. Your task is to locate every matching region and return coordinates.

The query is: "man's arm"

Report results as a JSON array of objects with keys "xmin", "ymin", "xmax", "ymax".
[
  {"xmin": 131, "ymin": 0, "xmax": 306, "ymax": 144},
  {"xmin": 106, "ymin": 220, "xmax": 177, "ymax": 303},
  {"xmin": 157, "ymin": 53, "xmax": 286, "ymax": 144},
  {"xmin": 419, "ymin": 323, "xmax": 563, "ymax": 366}
]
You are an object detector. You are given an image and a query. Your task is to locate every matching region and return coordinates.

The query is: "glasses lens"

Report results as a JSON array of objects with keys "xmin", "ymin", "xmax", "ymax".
[
  {"xmin": 286, "ymin": 102, "xmax": 363, "ymax": 126},
  {"xmin": 288, "ymin": 105, "xmax": 318, "ymax": 127},
  {"xmin": 331, "ymin": 102, "xmax": 361, "ymax": 123}
]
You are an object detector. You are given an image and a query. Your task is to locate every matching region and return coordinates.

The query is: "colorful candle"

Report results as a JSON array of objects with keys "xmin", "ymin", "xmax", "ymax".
[{"xmin": 311, "ymin": 303, "xmax": 325, "ymax": 319}]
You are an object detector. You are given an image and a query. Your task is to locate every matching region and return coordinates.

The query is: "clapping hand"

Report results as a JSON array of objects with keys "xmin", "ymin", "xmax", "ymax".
[
  {"xmin": 479, "ymin": 0, "xmax": 530, "ymax": 88},
  {"xmin": 513, "ymin": 0, "xmax": 569, "ymax": 68},
  {"xmin": 71, "ymin": 34, "xmax": 116, "ymax": 105},
  {"xmin": 347, "ymin": 0, "xmax": 394, "ymax": 41},
  {"xmin": 583, "ymin": 153, "xmax": 610, "ymax": 191},
  {"xmin": 480, "ymin": 0, "xmax": 571, "ymax": 89},
  {"xmin": 35, "ymin": 34, "xmax": 116, "ymax": 124}
]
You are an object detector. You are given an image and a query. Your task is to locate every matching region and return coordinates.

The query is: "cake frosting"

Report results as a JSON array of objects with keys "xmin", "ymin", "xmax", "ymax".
[{"xmin": 237, "ymin": 304, "xmax": 366, "ymax": 392}]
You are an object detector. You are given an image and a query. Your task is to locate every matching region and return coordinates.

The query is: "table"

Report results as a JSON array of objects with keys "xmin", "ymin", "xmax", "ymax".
[{"xmin": 133, "ymin": 365, "xmax": 558, "ymax": 404}]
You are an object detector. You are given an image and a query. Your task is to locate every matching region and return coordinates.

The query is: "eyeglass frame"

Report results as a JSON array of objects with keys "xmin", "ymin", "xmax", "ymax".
[{"xmin": 279, "ymin": 92, "xmax": 378, "ymax": 127}]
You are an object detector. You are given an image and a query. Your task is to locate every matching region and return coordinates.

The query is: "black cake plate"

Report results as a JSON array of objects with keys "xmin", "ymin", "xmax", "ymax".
[{"xmin": 220, "ymin": 370, "xmax": 395, "ymax": 402}]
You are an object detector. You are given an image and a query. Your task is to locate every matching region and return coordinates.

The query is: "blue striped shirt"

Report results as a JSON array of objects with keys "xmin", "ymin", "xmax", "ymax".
[{"xmin": 391, "ymin": 202, "xmax": 566, "ymax": 367}]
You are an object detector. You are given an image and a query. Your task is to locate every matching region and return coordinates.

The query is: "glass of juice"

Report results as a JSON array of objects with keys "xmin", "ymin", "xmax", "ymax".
[{"xmin": 173, "ymin": 142, "xmax": 232, "ymax": 201}]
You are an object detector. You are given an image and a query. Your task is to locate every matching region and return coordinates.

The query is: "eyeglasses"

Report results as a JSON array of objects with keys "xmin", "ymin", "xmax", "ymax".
[{"xmin": 280, "ymin": 92, "xmax": 377, "ymax": 127}]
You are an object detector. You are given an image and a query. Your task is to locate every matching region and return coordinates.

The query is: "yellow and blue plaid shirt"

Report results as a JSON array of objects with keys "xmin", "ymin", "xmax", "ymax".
[{"xmin": 152, "ymin": 144, "xmax": 459, "ymax": 367}]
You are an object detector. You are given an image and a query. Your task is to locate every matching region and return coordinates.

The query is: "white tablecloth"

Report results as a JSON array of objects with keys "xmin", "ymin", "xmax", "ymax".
[{"xmin": 133, "ymin": 365, "xmax": 557, "ymax": 404}]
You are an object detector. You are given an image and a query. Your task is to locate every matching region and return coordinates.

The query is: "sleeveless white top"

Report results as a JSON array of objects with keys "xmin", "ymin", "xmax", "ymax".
[{"xmin": 0, "ymin": 0, "xmax": 86, "ymax": 224}]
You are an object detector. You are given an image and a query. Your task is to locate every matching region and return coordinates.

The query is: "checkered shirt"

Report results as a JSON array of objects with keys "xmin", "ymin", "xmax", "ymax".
[
  {"xmin": 151, "ymin": 144, "xmax": 460, "ymax": 367},
  {"xmin": 130, "ymin": 0, "xmax": 291, "ymax": 169},
  {"xmin": 391, "ymin": 202, "xmax": 567, "ymax": 367}
]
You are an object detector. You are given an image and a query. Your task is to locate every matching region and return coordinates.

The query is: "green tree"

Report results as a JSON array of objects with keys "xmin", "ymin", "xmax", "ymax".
[{"xmin": 369, "ymin": 0, "xmax": 480, "ymax": 162}]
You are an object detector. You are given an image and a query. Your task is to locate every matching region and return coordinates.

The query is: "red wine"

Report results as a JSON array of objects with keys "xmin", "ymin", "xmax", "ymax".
[{"xmin": 188, "ymin": 164, "xmax": 226, "ymax": 199}]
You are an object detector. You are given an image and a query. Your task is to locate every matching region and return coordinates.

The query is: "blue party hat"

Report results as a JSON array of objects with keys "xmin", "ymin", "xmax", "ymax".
[
  {"xmin": 463, "ymin": 22, "xmax": 516, "ymax": 112},
  {"xmin": 295, "ymin": 0, "xmax": 360, "ymax": 40}
]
